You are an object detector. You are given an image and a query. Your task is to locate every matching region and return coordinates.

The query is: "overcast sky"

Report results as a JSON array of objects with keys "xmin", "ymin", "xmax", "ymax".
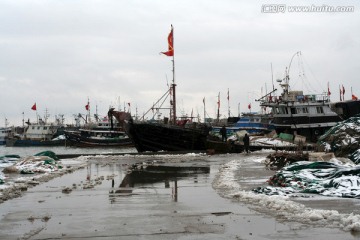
[{"xmin": 0, "ymin": 0, "xmax": 359, "ymax": 126}]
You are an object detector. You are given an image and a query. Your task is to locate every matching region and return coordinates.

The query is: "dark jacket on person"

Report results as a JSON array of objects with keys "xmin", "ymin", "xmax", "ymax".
[{"xmin": 243, "ymin": 134, "xmax": 250, "ymax": 146}]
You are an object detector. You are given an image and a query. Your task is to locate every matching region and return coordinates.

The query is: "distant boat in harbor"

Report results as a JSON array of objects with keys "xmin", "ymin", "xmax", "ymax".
[
  {"xmin": 64, "ymin": 113, "xmax": 133, "ymax": 148},
  {"xmin": 211, "ymin": 113, "xmax": 274, "ymax": 136},
  {"xmin": 0, "ymin": 127, "xmax": 11, "ymax": 145},
  {"xmin": 6, "ymin": 118, "xmax": 65, "ymax": 147}
]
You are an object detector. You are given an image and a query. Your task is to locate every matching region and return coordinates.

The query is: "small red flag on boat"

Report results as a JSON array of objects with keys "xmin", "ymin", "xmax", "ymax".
[
  {"xmin": 161, "ymin": 25, "xmax": 174, "ymax": 57},
  {"xmin": 339, "ymin": 86, "xmax": 343, "ymax": 101},
  {"xmin": 248, "ymin": 103, "xmax": 251, "ymax": 110},
  {"xmin": 352, "ymin": 94, "xmax": 358, "ymax": 100},
  {"xmin": 327, "ymin": 82, "xmax": 331, "ymax": 96},
  {"xmin": 31, "ymin": 103, "xmax": 37, "ymax": 111},
  {"xmin": 85, "ymin": 104, "xmax": 89, "ymax": 110}
]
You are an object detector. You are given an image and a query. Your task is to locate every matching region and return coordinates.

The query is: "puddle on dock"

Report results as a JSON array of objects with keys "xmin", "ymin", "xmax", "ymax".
[{"xmin": 109, "ymin": 163, "xmax": 210, "ymax": 201}]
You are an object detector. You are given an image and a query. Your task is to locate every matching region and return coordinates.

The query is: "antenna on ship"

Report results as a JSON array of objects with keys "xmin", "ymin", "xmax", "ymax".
[{"xmin": 283, "ymin": 51, "xmax": 301, "ymax": 94}]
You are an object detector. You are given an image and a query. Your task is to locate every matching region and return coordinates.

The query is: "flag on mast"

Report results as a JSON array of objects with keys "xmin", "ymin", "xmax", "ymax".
[
  {"xmin": 339, "ymin": 85, "xmax": 342, "ymax": 101},
  {"xmin": 31, "ymin": 103, "xmax": 37, "ymax": 111},
  {"xmin": 161, "ymin": 25, "xmax": 174, "ymax": 57}
]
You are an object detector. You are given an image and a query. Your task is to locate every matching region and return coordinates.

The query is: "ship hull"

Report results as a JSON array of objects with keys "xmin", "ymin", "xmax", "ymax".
[
  {"xmin": 5, "ymin": 138, "xmax": 65, "ymax": 147},
  {"xmin": 64, "ymin": 131, "xmax": 133, "ymax": 148},
  {"xmin": 125, "ymin": 121, "xmax": 209, "ymax": 152}
]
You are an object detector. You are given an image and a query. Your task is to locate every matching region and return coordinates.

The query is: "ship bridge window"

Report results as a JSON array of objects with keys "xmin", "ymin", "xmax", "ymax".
[
  {"xmin": 303, "ymin": 107, "xmax": 308, "ymax": 113},
  {"xmin": 277, "ymin": 107, "xmax": 288, "ymax": 114},
  {"xmin": 316, "ymin": 107, "xmax": 324, "ymax": 113},
  {"xmin": 282, "ymin": 107, "xmax": 289, "ymax": 114},
  {"xmin": 291, "ymin": 108, "xmax": 296, "ymax": 114},
  {"xmin": 32, "ymin": 127, "xmax": 35, "ymax": 130},
  {"xmin": 43, "ymin": 127, "xmax": 47, "ymax": 130}
]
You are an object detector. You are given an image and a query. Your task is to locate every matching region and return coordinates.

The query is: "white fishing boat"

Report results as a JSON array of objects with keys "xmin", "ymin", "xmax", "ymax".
[
  {"xmin": 259, "ymin": 52, "xmax": 342, "ymax": 142},
  {"xmin": 0, "ymin": 127, "xmax": 12, "ymax": 145},
  {"xmin": 6, "ymin": 117, "xmax": 65, "ymax": 147}
]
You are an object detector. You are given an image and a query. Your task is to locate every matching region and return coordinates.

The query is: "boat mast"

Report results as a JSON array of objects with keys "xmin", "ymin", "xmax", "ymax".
[
  {"xmin": 170, "ymin": 25, "xmax": 176, "ymax": 124},
  {"xmin": 171, "ymin": 52, "xmax": 176, "ymax": 124},
  {"xmin": 217, "ymin": 92, "xmax": 220, "ymax": 123},
  {"xmin": 282, "ymin": 51, "xmax": 301, "ymax": 95},
  {"xmin": 203, "ymin": 97, "xmax": 206, "ymax": 123},
  {"xmin": 227, "ymin": 88, "xmax": 230, "ymax": 118},
  {"xmin": 86, "ymin": 97, "xmax": 91, "ymax": 123}
]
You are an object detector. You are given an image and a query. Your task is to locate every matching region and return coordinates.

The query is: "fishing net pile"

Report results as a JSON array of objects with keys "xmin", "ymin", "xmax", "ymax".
[
  {"xmin": 255, "ymin": 115, "xmax": 360, "ymax": 198},
  {"xmin": 319, "ymin": 115, "xmax": 360, "ymax": 163},
  {"xmin": 254, "ymin": 161, "xmax": 360, "ymax": 198},
  {"xmin": 2, "ymin": 151, "xmax": 62, "ymax": 176}
]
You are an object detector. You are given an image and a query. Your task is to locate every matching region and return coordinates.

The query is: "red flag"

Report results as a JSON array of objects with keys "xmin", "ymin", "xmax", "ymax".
[
  {"xmin": 339, "ymin": 86, "xmax": 343, "ymax": 101},
  {"xmin": 161, "ymin": 25, "xmax": 174, "ymax": 57},
  {"xmin": 248, "ymin": 103, "xmax": 251, "ymax": 110},
  {"xmin": 327, "ymin": 82, "xmax": 331, "ymax": 96},
  {"xmin": 352, "ymin": 94, "xmax": 358, "ymax": 100},
  {"xmin": 127, "ymin": 102, "xmax": 131, "ymax": 107},
  {"xmin": 85, "ymin": 104, "xmax": 89, "ymax": 111},
  {"xmin": 31, "ymin": 103, "xmax": 37, "ymax": 111}
]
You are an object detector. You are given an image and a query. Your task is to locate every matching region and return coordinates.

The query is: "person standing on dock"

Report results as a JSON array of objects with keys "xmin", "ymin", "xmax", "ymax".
[
  {"xmin": 220, "ymin": 126, "xmax": 227, "ymax": 142},
  {"xmin": 243, "ymin": 133, "xmax": 250, "ymax": 153}
]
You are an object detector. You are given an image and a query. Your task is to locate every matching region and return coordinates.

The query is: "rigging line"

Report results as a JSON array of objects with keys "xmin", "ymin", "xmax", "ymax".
[
  {"xmin": 141, "ymin": 88, "xmax": 171, "ymax": 120},
  {"xmin": 151, "ymin": 92, "xmax": 171, "ymax": 119},
  {"xmin": 301, "ymin": 54, "xmax": 325, "ymax": 93},
  {"xmin": 299, "ymin": 54, "xmax": 318, "ymax": 93},
  {"xmin": 295, "ymin": 53, "xmax": 304, "ymax": 91}
]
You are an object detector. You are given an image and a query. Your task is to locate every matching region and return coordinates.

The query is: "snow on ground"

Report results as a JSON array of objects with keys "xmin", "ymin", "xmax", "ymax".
[
  {"xmin": 251, "ymin": 137, "xmax": 296, "ymax": 147},
  {"xmin": 212, "ymin": 157, "xmax": 360, "ymax": 232}
]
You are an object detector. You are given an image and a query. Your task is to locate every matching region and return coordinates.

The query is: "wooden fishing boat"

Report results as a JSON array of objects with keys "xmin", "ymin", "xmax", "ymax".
[{"xmin": 110, "ymin": 26, "xmax": 210, "ymax": 153}]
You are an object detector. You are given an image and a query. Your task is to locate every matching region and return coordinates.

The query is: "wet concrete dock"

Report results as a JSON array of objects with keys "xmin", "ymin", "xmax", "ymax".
[{"xmin": 0, "ymin": 154, "xmax": 355, "ymax": 239}]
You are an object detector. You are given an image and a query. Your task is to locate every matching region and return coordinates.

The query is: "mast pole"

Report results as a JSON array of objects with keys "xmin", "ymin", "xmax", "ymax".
[
  {"xmin": 203, "ymin": 97, "xmax": 206, "ymax": 123},
  {"xmin": 227, "ymin": 88, "xmax": 230, "ymax": 118},
  {"xmin": 171, "ymin": 25, "xmax": 176, "ymax": 124},
  {"xmin": 217, "ymin": 92, "xmax": 220, "ymax": 123}
]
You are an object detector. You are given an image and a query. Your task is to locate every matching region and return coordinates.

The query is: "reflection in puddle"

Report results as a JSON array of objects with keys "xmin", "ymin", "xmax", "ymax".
[{"xmin": 109, "ymin": 164, "xmax": 210, "ymax": 202}]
